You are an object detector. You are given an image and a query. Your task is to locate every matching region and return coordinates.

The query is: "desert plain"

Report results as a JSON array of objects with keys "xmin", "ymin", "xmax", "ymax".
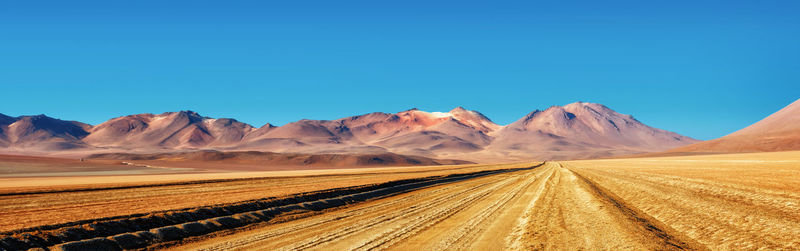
[{"xmin": 1, "ymin": 151, "xmax": 799, "ymax": 250}]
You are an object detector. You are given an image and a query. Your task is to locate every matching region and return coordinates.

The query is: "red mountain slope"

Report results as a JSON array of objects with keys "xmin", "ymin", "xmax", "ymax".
[{"xmin": 670, "ymin": 98, "xmax": 800, "ymax": 153}]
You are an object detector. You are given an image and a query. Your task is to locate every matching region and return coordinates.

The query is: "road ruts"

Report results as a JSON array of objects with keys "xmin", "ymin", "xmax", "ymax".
[
  {"xmin": 173, "ymin": 162, "xmax": 703, "ymax": 251},
  {"xmin": 518, "ymin": 163, "xmax": 702, "ymax": 250},
  {"xmin": 566, "ymin": 161, "xmax": 800, "ymax": 250}
]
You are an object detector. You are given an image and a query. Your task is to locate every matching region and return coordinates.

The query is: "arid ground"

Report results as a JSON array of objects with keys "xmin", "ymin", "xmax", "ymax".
[{"xmin": 1, "ymin": 151, "xmax": 799, "ymax": 250}]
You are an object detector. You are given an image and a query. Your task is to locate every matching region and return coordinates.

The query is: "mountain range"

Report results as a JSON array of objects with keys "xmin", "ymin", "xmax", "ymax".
[{"xmin": 0, "ymin": 102, "xmax": 700, "ymax": 161}]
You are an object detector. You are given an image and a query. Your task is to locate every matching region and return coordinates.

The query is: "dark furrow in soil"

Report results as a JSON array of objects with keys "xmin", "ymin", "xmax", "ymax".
[{"xmin": 0, "ymin": 164, "xmax": 542, "ymax": 251}]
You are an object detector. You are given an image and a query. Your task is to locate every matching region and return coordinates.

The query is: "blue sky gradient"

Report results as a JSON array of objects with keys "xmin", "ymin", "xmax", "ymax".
[{"xmin": 1, "ymin": 0, "xmax": 798, "ymax": 140}]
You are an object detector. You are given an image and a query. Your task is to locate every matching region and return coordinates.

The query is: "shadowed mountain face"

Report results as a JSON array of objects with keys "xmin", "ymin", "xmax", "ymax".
[
  {"xmin": 0, "ymin": 103, "xmax": 699, "ymax": 161},
  {"xmin": 0, "ymin": 114, "xmax": 15, "ymax": 147},
  {"xmin": 0, "ymin": 114, "xmax": 91, "ymax": 150},
  {"xmin": 670, "ymin": 98, "xmax": 800, "ymax": 153},
  {"xmin": 0, "ymin": 114, "xmax": 15, "ymax": 126}
]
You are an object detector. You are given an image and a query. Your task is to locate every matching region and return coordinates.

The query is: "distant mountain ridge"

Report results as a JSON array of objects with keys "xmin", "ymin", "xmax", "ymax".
[
  {"xmin": 83, "ymin": 111, "xmax": 255, "ymax": 149},
  {"xmin": 0, "ymin": 114, "xmax": 90, "ymax": 150},
  {"xmin": 0, "ymin": 102, "xmax": 699, "ymax": 161}
]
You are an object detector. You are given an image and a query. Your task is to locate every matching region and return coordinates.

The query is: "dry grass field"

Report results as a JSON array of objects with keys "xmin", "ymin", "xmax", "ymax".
[{"xmin": 1, "ymin": 151, "xmax": 799, "ymax": 250}]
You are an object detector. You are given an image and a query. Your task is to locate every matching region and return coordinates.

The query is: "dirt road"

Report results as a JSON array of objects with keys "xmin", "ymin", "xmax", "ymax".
[{"xmin": 177, "ymin": 162, "xmax": 698, "ymax": 251}]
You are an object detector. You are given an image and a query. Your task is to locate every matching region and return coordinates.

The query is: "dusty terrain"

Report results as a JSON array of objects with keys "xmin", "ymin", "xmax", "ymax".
[
  {"xmin": 0, "ymin": 154, "xmax": 184, "ymax": 177},
  {"xmin": 566, "ymin": 151, "xmax": 800, "ymax": 250},
  {"xmin": 86, "ymin": 151, "xmax": 472, "ymax": 171},
  {"xmin": 2, "ymin": 151, "xmax": 799, "ymax": 250},
  {"xmin": 0, "ymin": 150, "xmax": 471, "ymax": 178}
]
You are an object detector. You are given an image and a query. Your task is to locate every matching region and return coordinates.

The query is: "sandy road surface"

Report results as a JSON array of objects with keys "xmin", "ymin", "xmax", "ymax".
[{"xmin": 177, "ymin": 162, "xmax": 695, "ymax": 251}]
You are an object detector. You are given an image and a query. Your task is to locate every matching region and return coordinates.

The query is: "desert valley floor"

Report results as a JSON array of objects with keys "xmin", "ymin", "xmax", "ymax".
[{"xmin": 1, "ymin": 151, "xmax": 799, "ymax": 250}]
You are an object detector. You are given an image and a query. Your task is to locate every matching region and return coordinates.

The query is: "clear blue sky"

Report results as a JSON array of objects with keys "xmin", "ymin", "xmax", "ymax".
[{"xmin": 1, "ymin": 1, "xmax": 798, "ymax": 140}]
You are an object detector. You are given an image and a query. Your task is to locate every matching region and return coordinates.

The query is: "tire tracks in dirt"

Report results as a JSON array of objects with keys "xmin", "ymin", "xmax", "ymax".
[
  {"xmin": 1, "ymin": 165, "xmax": 539, "ymax": 250},
  {"xmin": 569, "ymin": 165, "xmax": 707, "ymax": 250},
  {"xmin": 568, "ymin": 162, "xmax": 800, "ymax": 250},
  {"xmin": 193, "ymin": 169, "xmax": 526, "ymax": 251},
  {"xmin": 181, "ymin": 162, "xmax": 704, "ymax": 250}
]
